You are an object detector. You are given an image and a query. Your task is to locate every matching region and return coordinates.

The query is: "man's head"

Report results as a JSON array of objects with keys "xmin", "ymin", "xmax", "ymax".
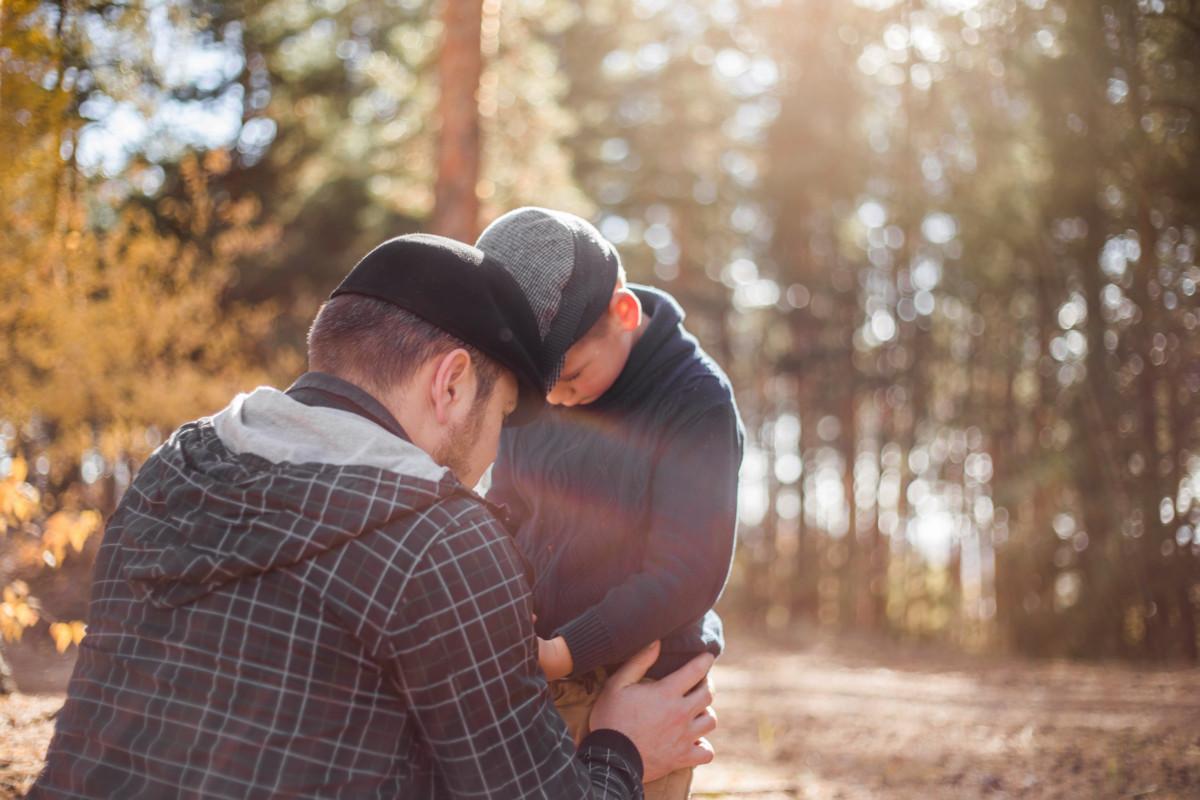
[
  {"xmin": 309, "ymin": 234, "xmax": 545, "ymax": 486},
  {"xmin": 476, "ymin": 207, "xmax": 642, "ymax": 407},
  {"xmin": 307, "ymin": 295, "xmax": 515, "ymax": 486}
]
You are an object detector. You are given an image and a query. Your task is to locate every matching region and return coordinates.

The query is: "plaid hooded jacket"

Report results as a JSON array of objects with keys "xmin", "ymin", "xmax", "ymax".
[{"xmin": 32, "ymin": 376, "xmax": 643, "ymax": 799}]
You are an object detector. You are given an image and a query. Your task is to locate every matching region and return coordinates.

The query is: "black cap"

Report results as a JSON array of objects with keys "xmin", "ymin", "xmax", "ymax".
[{"xmin": 330, "ymin": 233, "xmax": 546, "ymax": 424}]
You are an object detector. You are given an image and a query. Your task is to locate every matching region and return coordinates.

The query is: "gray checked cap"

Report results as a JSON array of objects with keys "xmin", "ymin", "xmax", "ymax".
[{"xmin": 476, "ymin": 207, "xmax": 621, "ymax": 388}]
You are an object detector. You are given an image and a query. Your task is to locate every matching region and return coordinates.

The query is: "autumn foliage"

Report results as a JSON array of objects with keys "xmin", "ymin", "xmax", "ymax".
[{"xmin": 0, "ymin": 1, "xmax": 291, "ymax": 661}]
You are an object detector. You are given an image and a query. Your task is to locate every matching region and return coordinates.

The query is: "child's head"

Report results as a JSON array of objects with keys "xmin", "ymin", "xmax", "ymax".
[
  {"xmin": 544, "ymin": 270, "xmax": 641, "ymax": 406},
  {"xmin": 477, "ymin": 208, "xmax": 642, "ymax": 407}
]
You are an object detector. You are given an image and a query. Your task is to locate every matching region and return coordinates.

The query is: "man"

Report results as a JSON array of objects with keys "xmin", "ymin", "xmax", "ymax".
[{"xmin": 32, "ymin": 235, "xmax": 716, "ymax": 799}]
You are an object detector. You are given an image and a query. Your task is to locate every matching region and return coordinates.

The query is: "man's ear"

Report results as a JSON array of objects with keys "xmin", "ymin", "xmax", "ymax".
[
  {"xmin": 428, "ymin": 348, "xmax": 475, "ymax": 425},
  {"xmin": 610, "ymin": 288, "xmax": 642, "ymax": 332}
]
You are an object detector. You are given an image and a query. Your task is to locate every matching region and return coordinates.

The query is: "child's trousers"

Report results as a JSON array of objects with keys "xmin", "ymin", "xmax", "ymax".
[{"xmin": 550, "ymin": 675, "xmax": 694, "ymax": 800}]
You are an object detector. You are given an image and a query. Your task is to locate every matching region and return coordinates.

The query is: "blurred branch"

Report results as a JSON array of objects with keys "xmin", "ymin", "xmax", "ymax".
[
  {"xmin": 1150, "ymin": 99, "xmax": 1200, "ymax": 117},
  {"xmin": 1148, "ymin": 11, "xmax": 1200, "ymax": 41},
  {"xmin": 80, "ymin": 1, "xmax": 136, "ymax": 17}
]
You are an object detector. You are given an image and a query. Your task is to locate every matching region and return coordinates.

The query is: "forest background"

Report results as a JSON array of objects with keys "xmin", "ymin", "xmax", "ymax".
[{"xmin": 2, "ymin": 0, "xmax": 1199, "ymax": 693}]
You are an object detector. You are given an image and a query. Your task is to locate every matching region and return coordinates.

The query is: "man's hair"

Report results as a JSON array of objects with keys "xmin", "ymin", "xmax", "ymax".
[{"xmin": 307, "ymin": 294, "xmax": 500, "ymax": 404}]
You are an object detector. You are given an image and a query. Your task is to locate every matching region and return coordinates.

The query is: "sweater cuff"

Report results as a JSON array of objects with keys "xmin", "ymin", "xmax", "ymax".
[
  {"xmin": 578, "ymin": 728, "xmax": 644, "ymax": 784},
  {"xmin": 555, "ymin": 608, "xmax": 615, "ymax": 677}
]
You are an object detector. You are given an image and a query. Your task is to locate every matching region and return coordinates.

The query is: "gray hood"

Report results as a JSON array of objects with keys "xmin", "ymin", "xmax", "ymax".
[{"xmin": 118, "ymin": 387, "xmax": 459, "ymax": 608}]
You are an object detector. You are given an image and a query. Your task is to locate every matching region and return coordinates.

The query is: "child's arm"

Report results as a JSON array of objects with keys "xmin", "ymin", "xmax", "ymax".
[{"xmin": 552, "ymin": 403, "xmax": 744, "ymax": 677}]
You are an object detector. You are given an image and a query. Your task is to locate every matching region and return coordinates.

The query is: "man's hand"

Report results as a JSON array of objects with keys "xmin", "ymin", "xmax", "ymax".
[
  {"xmin": 538, "ymin": 635, "xmax": 574, "ymax": 680},
  {"xmin": 589, "ymin": 642, "xmax": 717, "ymax": 782}
]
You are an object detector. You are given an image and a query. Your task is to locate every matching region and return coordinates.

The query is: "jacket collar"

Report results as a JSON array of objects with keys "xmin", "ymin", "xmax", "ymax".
[
  {"xmin": 211, "ymin": 383, "xmax": 447, "ymax": 483},
  {"xmin": 285, "ymin": 371, "xmax": 411, "ymax": 442}
]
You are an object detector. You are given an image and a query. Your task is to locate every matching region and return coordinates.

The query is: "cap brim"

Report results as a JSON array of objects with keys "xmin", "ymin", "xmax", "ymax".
[{"xmin": 331, "ymin": 234, "xmax": 550, "ymax": 426}]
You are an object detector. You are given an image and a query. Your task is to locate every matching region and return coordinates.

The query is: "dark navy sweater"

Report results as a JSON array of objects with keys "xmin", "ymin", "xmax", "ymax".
[{"xmin": 489, "ymin": 285, "xmax": 744, "ymax": 680}]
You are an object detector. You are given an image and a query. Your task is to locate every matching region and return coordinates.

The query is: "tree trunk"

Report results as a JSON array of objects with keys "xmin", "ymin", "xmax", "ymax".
[
  {"xmin": 793, "ymin": 395, "xmax": 818, "ymax": 621},
  {"xmin": 430, "ymin": 0, "xmax": 484, "ymax": 242},
  {"xmin": 839, "ymin": 387, "xmax": 859, "ymax": 630}
]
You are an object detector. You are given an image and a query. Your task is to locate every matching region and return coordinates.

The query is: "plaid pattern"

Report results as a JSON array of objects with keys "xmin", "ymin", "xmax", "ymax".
[{"xmin": 32, "ymin": 418, "xmax": 642, "ymax": 799}]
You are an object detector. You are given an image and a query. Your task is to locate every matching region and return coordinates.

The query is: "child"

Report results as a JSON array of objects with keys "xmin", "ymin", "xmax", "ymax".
[{"xmin": 477, "ymin": 208, "xmax": 744, "ymax": 800}]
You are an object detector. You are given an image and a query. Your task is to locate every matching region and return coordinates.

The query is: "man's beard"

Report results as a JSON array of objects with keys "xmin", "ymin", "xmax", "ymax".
[{"xmin": 433, "ymin": 405, "xmax": 487, "ymax": 484}]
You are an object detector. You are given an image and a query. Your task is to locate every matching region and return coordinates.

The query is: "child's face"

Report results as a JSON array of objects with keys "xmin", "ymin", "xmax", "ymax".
[{"xmin": 546, "ymin": 288, "xmax": 642, "ymax": 407}]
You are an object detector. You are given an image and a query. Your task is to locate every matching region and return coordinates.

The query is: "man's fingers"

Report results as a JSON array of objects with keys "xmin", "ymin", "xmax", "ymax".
[
  {"xmin": 661, "ymin": 652, "xmax": 714, "ymax": 696},
  {"xmin": 688, "ymin": 706, "xmax": 718, "ymax": 739},
  {"xmin": 684, "ymin": 677, "xmax": 713, "ymax": 717},
  {"xmin": 682, "ymin": 737, "xmax": 716, "ymax": 768},
  {"xmin": 607, "ymin": 641, "xmax": 660, "ymax": 689}
]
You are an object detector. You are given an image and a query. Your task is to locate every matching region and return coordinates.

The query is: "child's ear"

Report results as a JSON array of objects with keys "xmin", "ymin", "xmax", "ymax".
[{"xmin": 610, "ymin": 288, "xmax": 642, "ymax": 332}]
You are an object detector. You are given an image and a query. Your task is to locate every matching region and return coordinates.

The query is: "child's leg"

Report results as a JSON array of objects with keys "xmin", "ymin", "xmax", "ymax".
[
  {"xmin": 643, "ymin": 767, "xmax": 694, "ymax": 800},
  {"xmin": 554, "ymin": 673, "xmax": 697, "ymax": 798},
  {"xmin": 635, "ymin": 676, "xmax": 695, "ymax": 799},
  {"xmin": 549, "ymin": 678, "xmax": 600, "ymax": 747}
]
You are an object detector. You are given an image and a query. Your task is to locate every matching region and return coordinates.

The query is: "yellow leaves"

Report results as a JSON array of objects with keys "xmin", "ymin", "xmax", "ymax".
[
  {"xmin": 180, "ymin": 155, "xmax": 213, "ymax": 235},
  {"xmin": 203, "ymin": 148, "xmax": 233, "ymax": 176},
  {"xmin": 1, "ymin": 1, "xmax": 290, "ymax": 657},
  {"xmin": 41, "ymin": 510, "xmax": 102, "ymax": 566},
  {"xmin": 1, "ymin": 446, "xmax": 102, "ymax": 562},
  {"xmin": 1, "ymin": 585, "xmax": 86, "ymax": 651},
  {"xmin": 0, "ymin": 448, "xmax": 99, "ymax": 648},
  {"xmin": 0, "ymin": 485, "xmax": 39, "ymax": 529},
  {"xmin": 49, "ymin": 621, "xmax": 87, "ymax": 653},
  {"xmin": 0, "ymin": 458, "xmax": 41, "ymax": 532},
  {"xmin": 74, "ymin": 510, "xmax": 102, "ymax": 548},
  {"xmin": 0, "ymin": 581, "xmax": 39, "ymax": 643},
  {"xmin": 0, "ymin": 1, "xmax": 75, "ymax": 226},
  {"xmin": 9, "ymin": 457, "xmax": 28, "ymax": 484},
  {"xmin": 2, "ymin": 147, "xmax": 283, "ymax": 469}
]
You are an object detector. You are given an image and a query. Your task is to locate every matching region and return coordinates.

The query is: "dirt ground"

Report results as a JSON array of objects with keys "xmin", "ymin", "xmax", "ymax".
[{"xmin": 1, "ymin": 630, "xmax": 1197, "ymax": 799}]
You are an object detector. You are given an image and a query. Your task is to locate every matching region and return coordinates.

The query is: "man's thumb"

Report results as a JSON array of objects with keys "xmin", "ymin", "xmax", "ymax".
[{"xmin": 609, "ymin": 641, "xmax": 660, "ymax": 688}]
